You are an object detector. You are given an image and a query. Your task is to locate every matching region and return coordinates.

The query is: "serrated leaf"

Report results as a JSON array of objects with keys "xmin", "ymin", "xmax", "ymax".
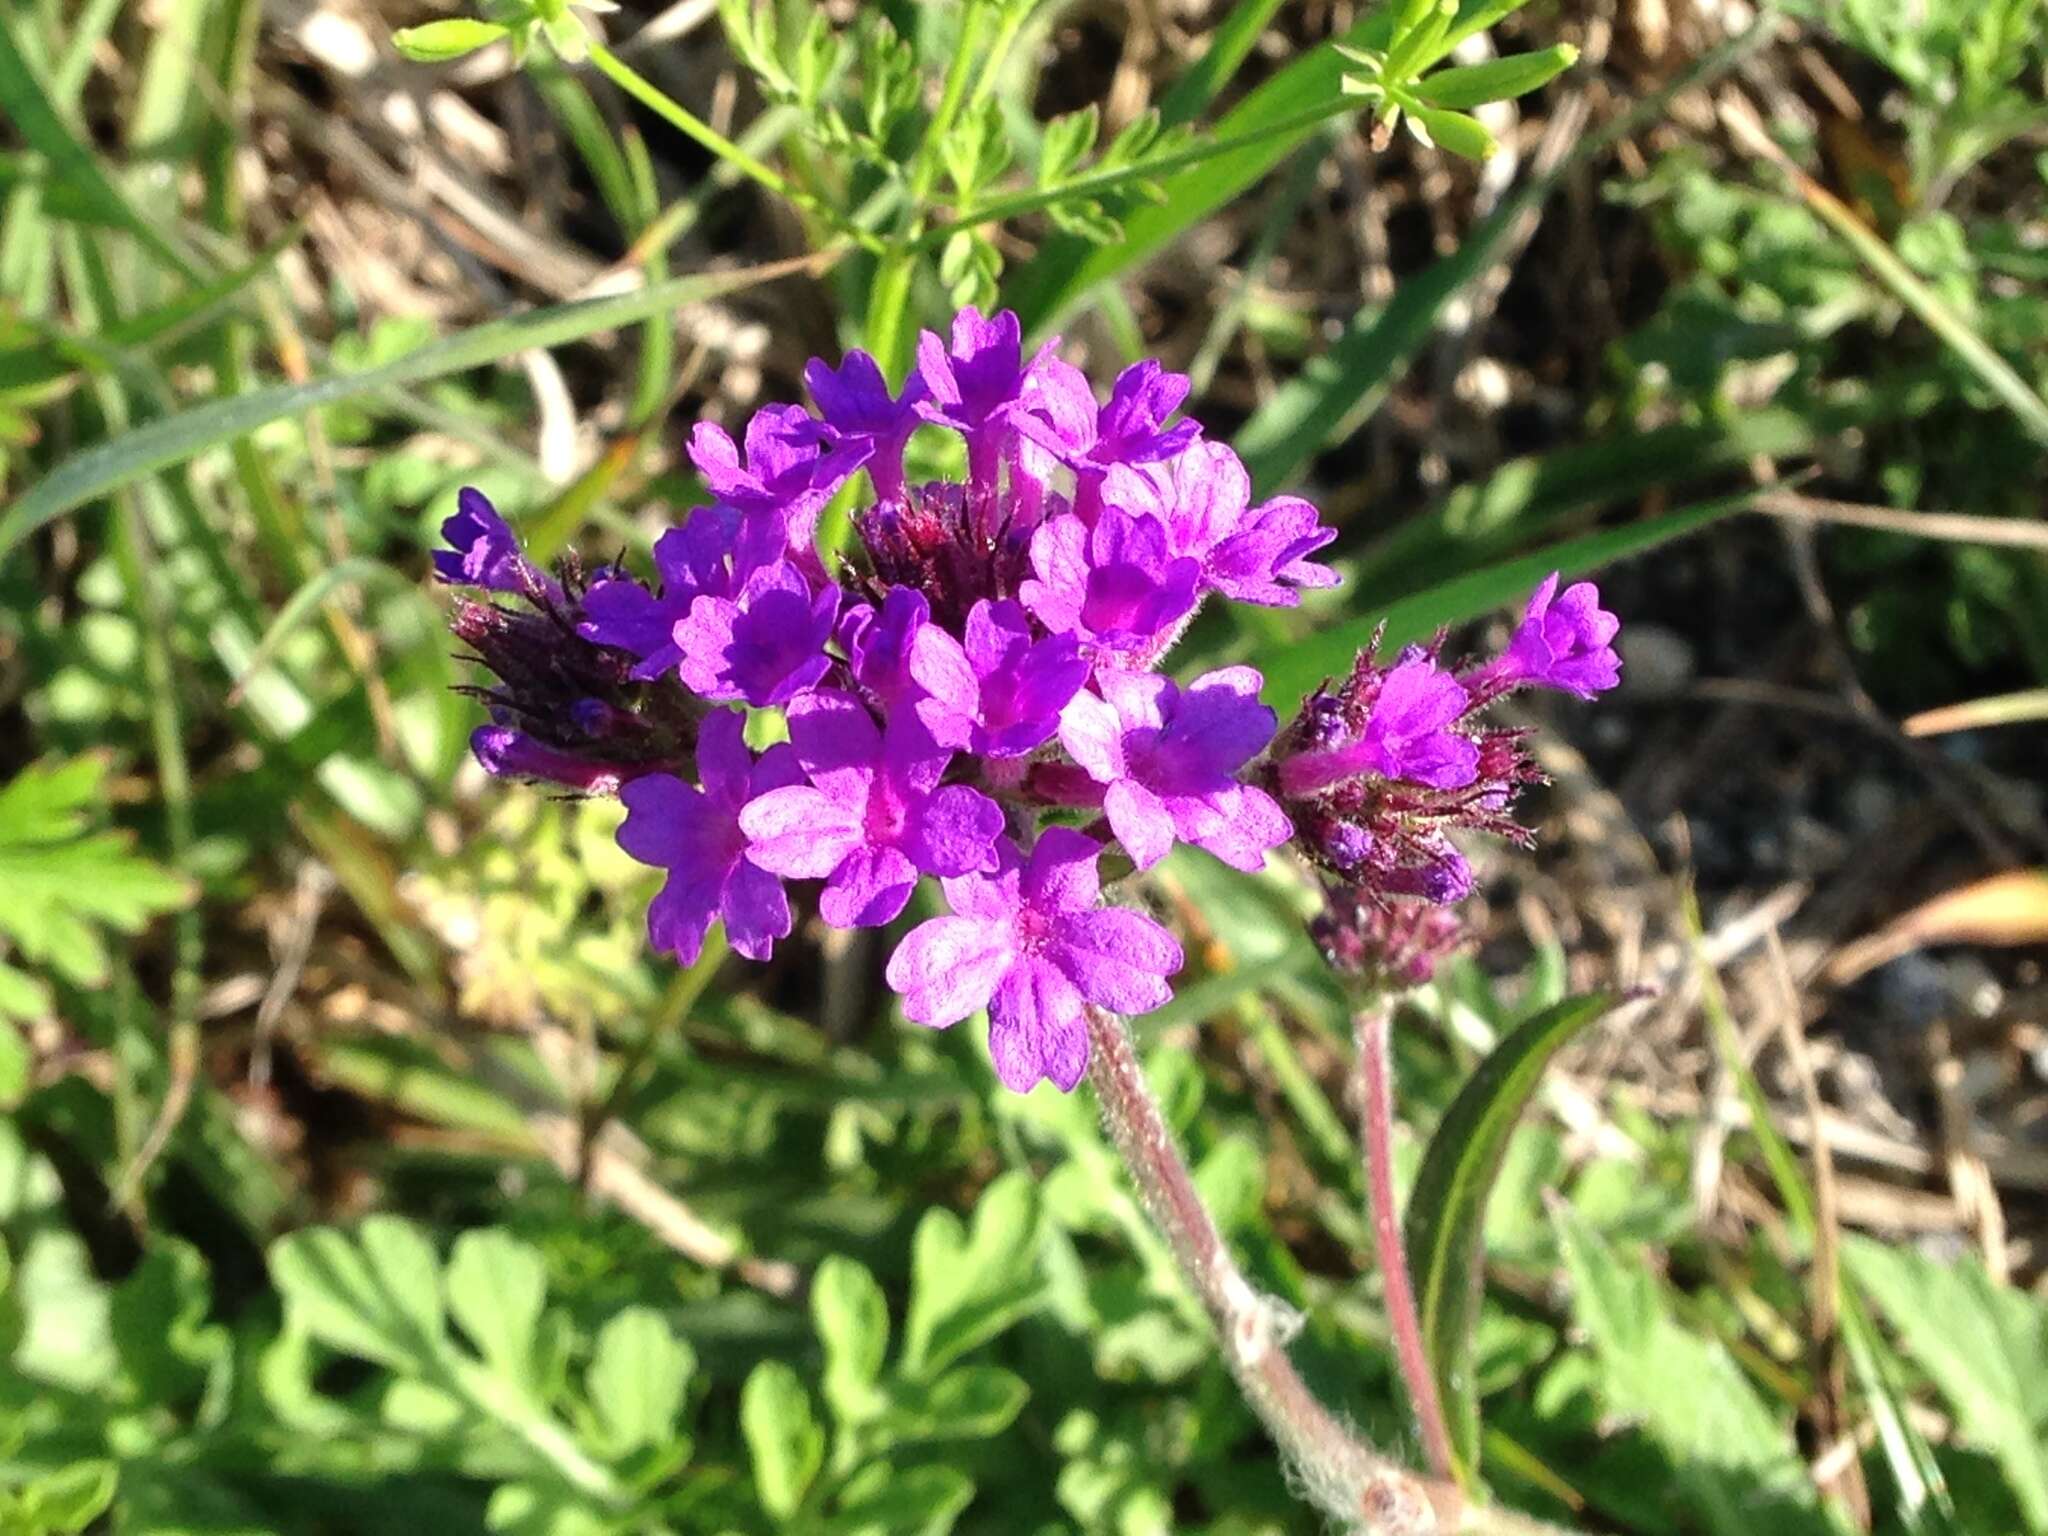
[
  {"xmin": 587, "ymin": 1306, "xmax": 694, "ymax": 1454},
  {"xmin": 813, "ymin": 1255, "xmax": 889, "ymax": 1422},
  {"xmin": 1039, "ymin": 105, "xmax": 1099, "ymax": 184},
  {"xmin": 740, "ymin": 1360, "xmax": 824, "ymax": 1520},
  {"xmin": 1405, "ymin": 992, "xmax": 1614, "ymax": 1482},
  {"xmin": 1552, "ymin": 1204, "xmax": 1820, "ymax": 1536},
  {"xmin": 824, "ymin": 1463, "xmax": 976, "ymax": 1536},
  {"xmin": 1846, "ymin": 1239, "xmax": 2048, "ymax": 1530},
  {"xmin": 16, "ymin": 1460, "xmax": 117, "ymax": 1534},
  {"xmin": 270, "ymin": 1216, "xmax": 447, "ymax": 1371},
  {"xmin": 391, "ymin": 18, "xmax": 510, "ymax": 61},
  {"xmin": 0, "ymin": 758, "xmax": 193, "ymax": 990},
  {"xmin": 901, "ymin": 1172, "xmax": 1043, "ymax": 1379},
  {"xmin": 1412, "ymin": 44, "xmax": 1578, "ymax": 109},
  {"xmin": 446, "ymin": 1228, "xmax": 547, "ymax": 1385}
]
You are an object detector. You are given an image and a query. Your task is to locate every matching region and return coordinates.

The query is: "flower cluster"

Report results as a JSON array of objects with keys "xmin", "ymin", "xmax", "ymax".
[{"xmin": 436, "ymin": 309, "xmax": 1620, "ymax": 1090}]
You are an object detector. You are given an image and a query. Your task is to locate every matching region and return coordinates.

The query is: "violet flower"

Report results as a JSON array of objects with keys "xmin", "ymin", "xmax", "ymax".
[
  {"xmin": 435, "ymin": 487, "xmax": 559, "ymax": 600},
  {"xmin": 806, "ymin": 349, "xmax": 927, "ymax": 503},
  {"xmin": 617, "ymin": 710, "xmax": 802, "ymax": 964},
  {"xmin": 739, "ymin": 690, "xmax": 1005, "ymax": 928},
  {"xmin": 1020, "ymin": 507, "xmax": 1201, "ymax": 662},
  {"xmin": 1105, "ymin": 441, "xmax": 1338, "ymax": 607},
  {"xmin": 1278, "ymin": 654, "xmax": 1479, "ymax": 797},
  {"xmin": 909, "ymin": 598, "xmax": 1090, "ymax": 759},
  {"xmin": 1021, "ymin": 358, "xmax": 1200, "ymax": 521},
  {"xmin": 1057, "ymin": 667, "xmax": 1293, "ymax": 871},
  {"xmin": 1478, "ymin": 571, "xmax": 1622, "ymax": 699},
  {"xmin": 675, "ymin": 560, "xmax": 839, "ymax": 708},
  {"xmin": 579, "ymin": 509, "xmax": 746, "ymax": 680},
  {"xmin": 840, "ymin": 586, "xmax": 931, "ymax": 709},
  {"xmin": 915, "ymin": 307, "xmax": 1043, "ymax": 488},
  {"xmin": 886, "ymin": 827, "xmax": 1183, "ymax": 1092}
]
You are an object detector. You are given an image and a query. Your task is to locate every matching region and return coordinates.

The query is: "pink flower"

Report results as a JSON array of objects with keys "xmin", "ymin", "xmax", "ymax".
[
  {"xmin": 739, "ymin": 690, "xmax": 1004, "ymax": 928},
  {"xmin": 616, "ymin": 710, "xmax": 803, "ymax": 964},
  {"xmin": 886, "ymin": 828, "xmax": 1183, "ymax": 1092}
]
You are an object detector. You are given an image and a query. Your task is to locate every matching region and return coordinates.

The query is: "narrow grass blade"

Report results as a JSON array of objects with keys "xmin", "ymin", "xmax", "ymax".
[
  {"xmin": 1404, "ymin": 991, "xmax": 1616, "ymax": 1480},
  {"xmin": 0, "ymin": 22, "xmax": 204, "ymax": 282},
  {"xmin": 0, "ymin": 253, "xmax": 828, "ymax": 566},
  {"xmin": 1262, "ymin": 488, "xmax": 1753, "ymax": 712},
  {"xmin": 226, "ymin": 558, "xmax": 418, "ymax": 704}
]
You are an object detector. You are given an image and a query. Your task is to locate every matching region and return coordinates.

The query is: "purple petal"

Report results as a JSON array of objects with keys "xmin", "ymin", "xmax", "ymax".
[
  {"xmin": 885, "ymin": 916, "xmax": 1014, "ymax": 1027},
  {"xmin": 987, "ymin": 956, "xmax": 1087, "ymax": 1093},
  {"xmin": 1019, "ymin": 827, "xmax": 1103, "ymax": 915},
  {"xmin": 739, "ymin": 785, "xmax": 863, "ymax": 877},
  {"xmin": 1057, "ymin": 689, "xmax": 1128, "ymax": 782},
  {"xmin": 1183, "ymin": 785, "xmax": 1292, "ymax": 873},
  {"xmin": 907, "ymin": 624, "xmax": 982, "ymax": 749},
  {"xmin": 1051, "ymin": 906, "xmax": 1181, "ymax": 1015},
  {"xmin": 694, "ymin": 708, "xmax": 754, "ymax": 807},
  {"xmin": 906, "ymin": 785, "xmax": 1004, "ymax": 878},
  {"xmin": 1105, "ymin": 779, "xmax": 1176, "ymax": 870},
  {"xmin": 819, "ymin": 844, "xmax": 919, "ymax": 928},
  {"xmin": 785, "ymin": 689, "xmax": 882, "ymax": 804},
  {"xmin": 720, "ymin": 858, "xmax": 793, "ymax": 961}
]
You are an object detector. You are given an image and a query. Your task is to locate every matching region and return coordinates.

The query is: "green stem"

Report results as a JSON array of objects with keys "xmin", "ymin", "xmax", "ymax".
[
  {"xmin": 913, "ymin": 98, "xmax": 1356, "ymax": 250},
  {"xmin": 586, "ymin": 43, "xmax": 885, "ymax": 254}
]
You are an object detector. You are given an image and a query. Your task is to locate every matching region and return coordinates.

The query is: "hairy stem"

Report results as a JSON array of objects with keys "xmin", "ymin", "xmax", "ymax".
[
  {"xmin": 1083, "ymin": 1005, "xmax": 1457, "ymax": 1533},
  {"xmin": 1356, "ymin": 1001, "xmax": 1458, "ymax": 1484}
]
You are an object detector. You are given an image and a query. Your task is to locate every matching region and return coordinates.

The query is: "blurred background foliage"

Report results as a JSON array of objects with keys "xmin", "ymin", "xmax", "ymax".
[{"xmin": 1, "ymin": 0, "xmax": 2046, "ymax": 1532}]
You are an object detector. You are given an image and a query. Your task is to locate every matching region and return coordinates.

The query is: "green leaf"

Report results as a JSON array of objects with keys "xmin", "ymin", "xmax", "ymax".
[
  {"xmin": 0, "ymin": 757, "xmax": 194, "ymax": 991},
  {"xmin": 1552, "ymin": 1204, "xmax": 1821, "ymax": 1536},
  {"xmin": 879, "ymin": 1364, "xmax": 1030, "ymax": 1445},
  {"xmin": 586, "ymin": 1306, "xmax": 694, "ymax": 1455},
  {"xmin": 1412, "ymin": 44, "xmax": 1579, "ymax": 108},
  {"xmin": 1404, "ymin": 992, "xmax": 1614, "ymax": 1482},
  {"xmin": 392, "ymin": 18, "xmax": 511, "ymax": 61},
  {"xmin": 1405, "ymin": 102, "xmax": 1498, "ymax": 159},
  {"xmin": 1262, "ymin": 489, "xmax": 1753, "ymax": 714},
  {"xmin": 813, "ymin": 1255, "xmax": 890, "ymax": 1422},
  {"xmin": 445, "ymin": 1229, "xmax": 547, "ymax": 1385},
  {"xmin": 740, "ymin": 1359, "xmax": 824, "ymax": 1520},
  {"xmin": 270, "ymin": 1215, "xmax": 447, "ymax": 1371},
  {"xmin": 901, "ymin": 1172, "xmax": 1043, "ymax": 1379},
  {"xmin": 823, "ymin": 1463, "xmax": 976, "ymax": 1536},
  {"xmin": 1039, "ymin": 105, "xmax": 1099, "ymax": 184},
  {"xmin": 1846, "ymin": 1239, "xmax": 2048, "ymax": 1531},
  {"xmin": 0, "ymin": 256, "xmax": 819, "ymax": 566},
  {"xmin": 14, "ymin": 1460, "xmax": 117, "ymax": 1534}
]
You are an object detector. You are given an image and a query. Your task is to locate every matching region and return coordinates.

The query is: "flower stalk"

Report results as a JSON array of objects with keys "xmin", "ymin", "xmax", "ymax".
[
  {"xmin": 1084, "ymin": 1005, "xmax": 1457, "ymax": 1533},
  {"xmin": 1356, "ymin": 998, "xmax": 1459, "ymax": 1485}
]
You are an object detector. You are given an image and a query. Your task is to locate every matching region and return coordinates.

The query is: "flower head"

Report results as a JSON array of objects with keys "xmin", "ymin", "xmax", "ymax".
[
  {"xmin": 435, "ymin": 309, "xmax": 1625, "ymax": 1096},
  {"xmin": 886, "ymin": 828, "xmax": 1182, "ymax": 1092},
  {"xmin": 617, "ymin": 710, "xmax": 801, "ymax": 964},
  {"xmin": 739, "ymin": 690, "xmax": 1004, "ymax": 928}
]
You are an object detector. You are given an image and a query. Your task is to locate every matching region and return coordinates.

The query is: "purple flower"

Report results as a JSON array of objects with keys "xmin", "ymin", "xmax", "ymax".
[
  {"xmin": 689, "ymin": 403, "xmax": 864, "ymax": 516},
  {"xmin": 435, "ymin": 487, "xmax": 559, "ymax": 599},
  {"xmin": 1021, "ymin": 359, "xmax": 1200, "ymax": 520},
  {"xmin": 885, "ymin": 827, "xmax": 1183, "ymax": 1093},
  {"xmin": 1057, "ymin": 666, "xmax": 1292, "ymax": 871},
  {"xmin": 915, "ymin": 307, "xmax": 1044, "ymax": 486},
  {"xmin": 1105, "ymin": 443, "xmax": 1338, "ymax": 607},
  {"xmin": 909, "ymin": 599, "xmax": 1089, "ymax": 759},
  {"xmin": 675, "ymin": 560, "xmax": 838, "ymax": 708},
  {"xmin": 1020, "ymin": 508, "xmax": 1201, "ymax": 661},
  {"xmin": 1278, "ymin": 654, "xmax": 1479, "ymax": 796},
  {"xmin": 1484, "ymin": 572, "xmax": 1621, "ymax": 698},
  {"xmin": 806, "ymin": 350, "xmax": 927, "ymax": 502},
  {"xmin": 616, "ymin": 710, "xmax": 803, "ymax": 964},
  {"xmin": 840, "ymin": 586, "xmax": 931, "ymax": 707},
  {"xmin": 579, "ymin": 509, "xmax": 746, "ymax": 680},
  {"xmin": 471, "ymin": 725, "xmax": 626, "ymax": 792},
  {"xmin": 739, "ymin": 690, "xmax": 1005, "ymax": 928}
]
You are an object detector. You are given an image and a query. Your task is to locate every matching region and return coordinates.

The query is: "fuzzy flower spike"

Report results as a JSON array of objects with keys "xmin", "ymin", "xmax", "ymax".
[{"xmin": 434, "ymin": 311, "xmax": 1621, "ymax": 1092}]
